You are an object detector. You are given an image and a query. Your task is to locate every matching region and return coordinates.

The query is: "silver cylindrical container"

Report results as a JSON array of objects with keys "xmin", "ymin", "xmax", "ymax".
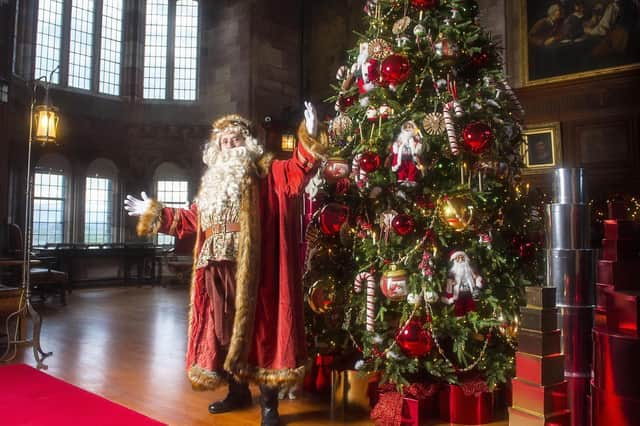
[
  {"xmin": 546, "ymin": 249, "xmax": 596, "ymax": 307},
  {"xmin": 553, "ymin": 168, "xmax": 586, "ymax": 204},
  {"xmin": 558, "ymin": 306, "xmax": 594, "ymax": 374},
  {"xmin": 545, "ymin": 203, "xmax": 591, "ymax": 249}
]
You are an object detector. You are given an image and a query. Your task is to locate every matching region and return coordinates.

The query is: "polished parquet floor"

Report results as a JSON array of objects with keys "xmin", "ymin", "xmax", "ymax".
[{"xmin": 4, "ymin": 286, "xmax": 508, "ymax": 425}]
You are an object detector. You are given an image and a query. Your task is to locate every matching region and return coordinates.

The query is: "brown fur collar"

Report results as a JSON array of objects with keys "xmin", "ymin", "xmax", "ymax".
[{"xmin": 256, "ymin": 152, "xmax": 275, "ymax": 178}]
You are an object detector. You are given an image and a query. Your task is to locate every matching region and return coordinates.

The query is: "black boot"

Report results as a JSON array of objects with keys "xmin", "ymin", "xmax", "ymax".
[
  {"xmin": 259, "ymin": 385, "xmax": 280, "ymax": 426},
  {"xmin": 208, "ymin": 378, "xmax": 252, "ymax": 414}
]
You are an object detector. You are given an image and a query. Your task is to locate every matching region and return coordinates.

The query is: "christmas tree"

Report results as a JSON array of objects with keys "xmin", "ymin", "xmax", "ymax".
[{"xmin": 303, "ymin": 0, "xmax": 544, "ymax": 391}]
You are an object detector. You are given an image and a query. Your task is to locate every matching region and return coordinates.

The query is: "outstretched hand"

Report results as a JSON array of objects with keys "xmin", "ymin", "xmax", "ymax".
[
  {"xmin": 304, "ymin": 101, "xmax": 317, "ymax": 138},
  {"xmin": 124, "ymin": 192, "xmax": 151, "ymax": 217}
]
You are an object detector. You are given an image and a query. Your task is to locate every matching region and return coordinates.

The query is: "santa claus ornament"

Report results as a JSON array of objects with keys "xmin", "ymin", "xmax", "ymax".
[
  {"xmin": 395, "ymin": 317, "xmax": 433, "ymax": 357},
  {"xmin": 391, "ymin": 120, "xmax": 424, "ymax": 186},
  {"xmin": 380, "ymin": 264, "xmax": 409, "ymax": 301},
  {"xmin": 323, "ymin": 157, "xmax": 350, "ymax": 181},
  {"xmin": 441, "ymin": 251, "xmax": 484, "ymax": 316}
]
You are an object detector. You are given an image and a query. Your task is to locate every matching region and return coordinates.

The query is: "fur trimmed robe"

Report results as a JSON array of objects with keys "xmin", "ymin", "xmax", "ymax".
[{"xmin": 137, "ymin": 124, "xmax": 325, "ymax": 390}]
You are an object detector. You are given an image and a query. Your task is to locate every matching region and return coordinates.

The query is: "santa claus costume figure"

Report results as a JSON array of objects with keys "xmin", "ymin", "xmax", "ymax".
[
  {"xmin": 124, "ymin": 103, "xmax": 327, "ymax": 426},
  {"xmin": 441, "ymin": 251, "xmax": 484, "ymax": 317},
  {"xmin": 391, "ymin": 120, "xmax": 424, "ymax": 186}
]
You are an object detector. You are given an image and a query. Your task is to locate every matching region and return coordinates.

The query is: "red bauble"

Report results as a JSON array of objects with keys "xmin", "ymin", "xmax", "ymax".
[
  {"xmin": 359, "ymin": 151, "xmax": 381, "ymax": 173},
  {"xmin": 319, "ymin": 203, "xmax": 349, "ymax": 236},
  {"xmin": 410, "ymin": 0, "xmax": 439, "ymax": 10},
  {"xmin": 462, "ymin": 122, "xmax": 494, "ymax": 154},
  {"xmin": 381, "ymin": 54, "xmax": 411, "ymax": 86},
  {"xmin": 396, "ymin": 318, "xmax": 433, "ymax": 357},
  {"xmin": 391, "ymin": 214, "xmax": 415, "ymax": 236},
  {"xmin": 470, "ymin": 51, "xmax": 490, "ymax": 68}
]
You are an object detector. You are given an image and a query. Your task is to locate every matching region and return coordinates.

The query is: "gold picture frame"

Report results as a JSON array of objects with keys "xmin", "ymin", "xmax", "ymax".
[
  {"xmin": 521, "ymin": 0, "xmax": 640, "ymax": 86},
  {"xmin": 521, "ymin": 123, "xmax": 562, "ymax": 174}
]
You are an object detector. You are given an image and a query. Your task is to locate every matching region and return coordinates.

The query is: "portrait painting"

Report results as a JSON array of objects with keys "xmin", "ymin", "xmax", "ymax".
[
  {"xmin": 524, "ymin": 0, "xmax": 640, "ymax": 85},
  {"xmin": 521, "ymin": 123, "xmax": 562, "ymax": 173}
]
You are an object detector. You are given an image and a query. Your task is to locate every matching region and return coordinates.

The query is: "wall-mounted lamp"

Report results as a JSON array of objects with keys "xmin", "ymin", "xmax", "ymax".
[
  {"xmin": 281, "ymin": 133, "xmax": 296, "ymax": 152},
  {"xmin": 33, "ymin": 104, "xmax": 60, "ymax": 144}
]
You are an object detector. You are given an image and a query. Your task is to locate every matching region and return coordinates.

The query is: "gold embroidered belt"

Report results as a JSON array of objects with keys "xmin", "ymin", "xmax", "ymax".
[{"xmin": 204, "ymin": 223, "xmax": 241, "ymax": 239}]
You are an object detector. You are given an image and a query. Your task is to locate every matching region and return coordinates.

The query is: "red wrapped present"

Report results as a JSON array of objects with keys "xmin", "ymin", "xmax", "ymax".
[
  {"xmin": 371, "ymin": 382, "xmax": 439, "ymax": 426},
  {"xmin": 438, "ymin": 380, "xmax": 494, "ymax": 425},
  {"xmin": 604, "ymin": 220, "xmax": 639, "ymax": 240},
  {"xmin": 605, "ymin": 288, "xmax": 640, "ymax": 336},
  {"xmin": 602, "ymin": 238, "xmax": 639, "ymax": 262},
  {"xmin": 591, "ymin": 379, "xmax": 640, "ymax": 426},
  {"xmin": 593, "ymin": 327, "xmax": 640, "ymax": 397},
  {"xmin": 598, "ymin": 259, "xmax": 640, "ymax": 290}
]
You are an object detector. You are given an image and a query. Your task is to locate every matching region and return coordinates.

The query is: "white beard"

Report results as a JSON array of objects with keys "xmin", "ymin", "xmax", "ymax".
[
  {"xmin": 195, "ymin": 146, "xmax": 256, "ymax": 217},
  {"xmin": 451, "ymin": 261, "xmax": 475, "ymax": 291}
]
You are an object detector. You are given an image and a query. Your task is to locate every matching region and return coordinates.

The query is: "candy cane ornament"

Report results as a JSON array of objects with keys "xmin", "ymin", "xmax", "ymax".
[
  {"xmin": 443, "ymin": 102, "xmax": 459, "ymax": 156},
  {"xmin": 499, "ymin": 78, "xmax": 525, "ymax": 118},
  {"xmin": 351, "ymin": 154, "xmax": 369, "ymax": 188}
]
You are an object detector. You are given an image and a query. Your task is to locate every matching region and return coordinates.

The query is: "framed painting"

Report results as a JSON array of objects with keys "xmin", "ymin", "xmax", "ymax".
[
  {"xmin": 521, "ymin": 123, "xmax": 562, "ymax": 173},
  {"xmin": 522, "ymin": 0, "xmax": 640, "ymax": 85}
]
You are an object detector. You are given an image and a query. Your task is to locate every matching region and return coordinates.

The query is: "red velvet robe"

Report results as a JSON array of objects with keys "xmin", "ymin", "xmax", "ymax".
[{"xmin": 155, "ymin": 143, "xmax": 318, "ymax": 390}]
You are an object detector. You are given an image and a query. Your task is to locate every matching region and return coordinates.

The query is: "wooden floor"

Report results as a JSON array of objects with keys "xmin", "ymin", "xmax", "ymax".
[{"xmin": 3, "ymin": 286, "xmax": 509, "ymax": 425}]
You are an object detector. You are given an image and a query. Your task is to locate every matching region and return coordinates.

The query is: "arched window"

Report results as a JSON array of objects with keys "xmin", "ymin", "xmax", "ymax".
[
  {"xmin": 34, "ymin": 0, "xmax": 124, "ymax": 94},
  {"xmin": 153, "ymin": 162, "xmax": 189, "ymax": 246},
  {"xmin": 143, "ymin": 0, "xmax": 199, "ymax": 100},
  {"xmin": 85, "ymin": 158, "xmax": 118, "ymax": 244},
  {"xmin": 32, "ymin": 153, "xmax": 71, "ymax": 247}
]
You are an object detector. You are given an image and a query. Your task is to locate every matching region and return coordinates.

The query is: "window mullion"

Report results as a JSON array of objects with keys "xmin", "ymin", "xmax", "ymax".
[
  {"xmin": 166, "ymin": 0, "xmax": 176, "ymax": 100},
  {"xmin": 92, "ymin": 0, "xmax": 104, "ymax": 93},
  {"xmin": 59, "ymin": 0, "xmax": 72, "ymax": 86}
]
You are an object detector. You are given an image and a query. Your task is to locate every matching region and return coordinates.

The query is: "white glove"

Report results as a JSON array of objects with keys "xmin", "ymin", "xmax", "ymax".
[
  {"xmin": 304, "ymin": 101, "xmax": 317, "ymax": 138},
  {"xmin": 124, "ymin": 192, "xmax": 151, "ymax": 217}
]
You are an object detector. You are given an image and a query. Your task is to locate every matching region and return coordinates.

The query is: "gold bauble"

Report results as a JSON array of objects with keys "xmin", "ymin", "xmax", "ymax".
[
  {"xmin": 499, "ymin": 315, "xmax": 519, "ymax": 340},
  {"xmin": 308, "ymin": 279, "xmax": 336, "ymax": 314},
  {"xmin": 368, "ymin": 38, "xmax": 394, "ymax": 60},
  {"xmin": 439, "ymin": 195, "xmax": 474, "ymax": 231},
  {"xmin": 423, "ymin": 112, "xmax": 445, "ymax": 135}
]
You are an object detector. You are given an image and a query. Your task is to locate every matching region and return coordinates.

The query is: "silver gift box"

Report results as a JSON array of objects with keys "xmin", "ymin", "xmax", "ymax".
[
  {"xmin": 546, "ymin": 249, "xmax": 596, "ymax": 307},
  {"xmin": 552, "ymin": 168, "xmax": 587, "ymax": 205}
]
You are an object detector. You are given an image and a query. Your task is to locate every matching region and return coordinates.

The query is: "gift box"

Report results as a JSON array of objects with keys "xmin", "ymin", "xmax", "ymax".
[
  {"xmin": 508, "ymin": 406, "xmax": 570, "ymax": 426},
  {"xmin": 593, "ymin": 327, "xmax": 640, "ymax": 398},
  {"xmin": 438, "ymin": 382, "xmax": 494, "ymax": 425},
  {"xmin": 591, "ymin": 379, "xmax": 640, "ymax": 426},
  {"xmin": 518, "ymin": 329, "xmax": 562, "ymax": 357},
  {"xmin": 602, "ymin": 238, "xmax": 639, "ymax": 262},
  {"xmin": 511, "ymin": 377, "xmax": 567, "ymax": 415},
  {"xmin": 558, "ymin": 306, "xmax": 593, "ymax": 375},
  {"xmin": 515, "ymin": 352, "xmax": 565, "ymax": 386},
  {"xmin": 604, "ymin": 220, "xmax": 639, "ymax": 241},
  {"xmin": 598, "ymin": 259, "xmax": 640, "ymax": 290},
  {"xmin": 331, "ymin": 370, "xmax": 379, "ymax": 421},
  {"xmin": 520, "ymin": 306, "xmax": 558, "ymax": 333},
  {"xmin": 525, "ymin": 286, "xmax": 556, "ymax": 309},
  {"xmin": 605, "ymin": 288, "xmax": 640, "ymax": 336},
  {"xmin": 596, "ymin": 283, "xmax": 612, "ymax": 311},
  {"xmin": 371, "ymin": 382, "xmax": 439, "ymax": 426}
]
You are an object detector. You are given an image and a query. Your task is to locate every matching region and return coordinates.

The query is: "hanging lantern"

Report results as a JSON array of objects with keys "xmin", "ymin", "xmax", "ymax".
[{"xmin": 33, "ymin": 105, "xmax": 60, "ymax": 144}]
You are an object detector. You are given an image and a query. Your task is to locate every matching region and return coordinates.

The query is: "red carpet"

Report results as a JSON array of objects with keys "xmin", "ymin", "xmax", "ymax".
[{"xmin": 0, "ymin": 364, "xmax": 165, "ymax": 425}]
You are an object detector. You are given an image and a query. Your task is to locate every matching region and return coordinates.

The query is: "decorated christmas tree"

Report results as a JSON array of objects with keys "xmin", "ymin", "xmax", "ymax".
[{"xmin": 303, "ymin": 0, "xmax": 545, "ymax": 398}]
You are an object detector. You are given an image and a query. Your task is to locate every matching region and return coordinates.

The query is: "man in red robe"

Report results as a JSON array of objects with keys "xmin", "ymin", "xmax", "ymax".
[{"xmin": 124, "ymin": 103, "xmax": 327, "ymax": 426}]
